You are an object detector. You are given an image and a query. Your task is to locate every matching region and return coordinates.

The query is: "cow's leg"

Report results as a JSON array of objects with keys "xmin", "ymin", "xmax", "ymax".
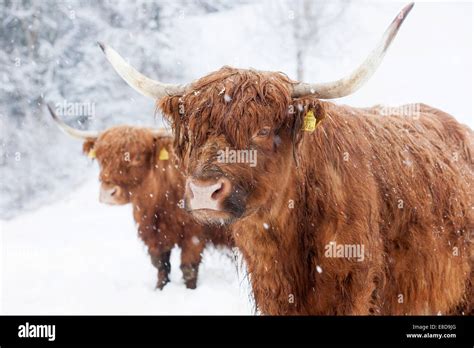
[
  {"xmin": 180, "ymin": 235, "xmax": 205, "ymax": 289},
  {"xmin": 150, "ymin": 249, "xmax": 171, "ymax": 290}
]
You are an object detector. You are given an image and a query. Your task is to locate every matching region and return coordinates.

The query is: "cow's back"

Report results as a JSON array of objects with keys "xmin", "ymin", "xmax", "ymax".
[{"xmin": 301, "ymin": 102, "xmax": 473, "ymax": 314}]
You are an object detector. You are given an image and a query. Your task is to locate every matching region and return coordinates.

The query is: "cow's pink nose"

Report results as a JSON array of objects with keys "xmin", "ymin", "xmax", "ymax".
[{"xmin": 187, "ymin": 177, "xmax": 231, "ymax": 211}]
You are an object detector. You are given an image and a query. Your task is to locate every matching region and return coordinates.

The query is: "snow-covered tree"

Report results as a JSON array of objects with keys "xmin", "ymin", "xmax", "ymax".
[{"xmin": 263, "ymin": 0, "xmax": 349, "ymax": 80}]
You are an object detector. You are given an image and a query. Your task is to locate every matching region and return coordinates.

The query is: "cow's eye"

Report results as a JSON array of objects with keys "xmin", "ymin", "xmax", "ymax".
[
  {"xmin": 129, "ymin": 155, "xmax": 143, "ymax": 166},
  {"xmin": 255, "ymin": 127, "xmax": 271, "ymax": 138}
]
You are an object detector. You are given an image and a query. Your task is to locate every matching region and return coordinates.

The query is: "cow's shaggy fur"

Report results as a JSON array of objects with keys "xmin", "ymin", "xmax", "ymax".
[
  {"xmin": 83, "ymin": 127, "xmax": 231, "ymax": 289},
  {"xmin": 160, "ymin": 67, "xmax": 473, "ymax": 314}
]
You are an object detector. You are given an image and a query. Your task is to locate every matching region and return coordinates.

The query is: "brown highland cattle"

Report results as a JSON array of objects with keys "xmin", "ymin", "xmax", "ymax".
[
  {"xmin": 47, "ymin": 106, "xmax": 231, "ymax": 289},
  {"xmin": 101, "ymin": 3, "xmax": 473, "ymax": 314}
]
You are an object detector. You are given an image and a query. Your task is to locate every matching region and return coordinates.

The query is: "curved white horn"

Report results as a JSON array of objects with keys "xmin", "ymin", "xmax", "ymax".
[
  {"xmin": 98, "ymin": 42, "xmax": 188, "ymax": 99},
  {"xmin": 292, "ymin": 2, "xmax": 414, "ymax": 99},
  {"xmin": 47, "ymin": 104, "xmax": 99, "ymax": 140}
]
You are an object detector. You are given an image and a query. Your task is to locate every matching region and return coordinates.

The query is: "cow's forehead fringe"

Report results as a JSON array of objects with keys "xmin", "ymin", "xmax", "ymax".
[
  {"xmin": 159, "ymin": 66, "xmax": 295, "ymax": 150},
  {"xmin": 94, "ymin": 126, "xmax": 175, "ymax": 185},
  {"xmin": 95, "ymin": 126, "xmax": 156, "ymax": 158}
]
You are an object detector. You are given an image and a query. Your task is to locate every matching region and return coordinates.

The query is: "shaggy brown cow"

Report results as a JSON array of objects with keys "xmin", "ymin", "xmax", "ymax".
[
  {"xmin": 101, "ymin": 3, "xmax": 473, "ymax": 315},
  {"xmin": 47, "ymin": 106, "xmax": 231, "ymax": 289}
]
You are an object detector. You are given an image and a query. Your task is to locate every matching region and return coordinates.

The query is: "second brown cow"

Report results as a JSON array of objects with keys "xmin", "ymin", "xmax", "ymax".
[{"xmin": 47, "ymin": 105, "xmax": 231, "ymax": 289}]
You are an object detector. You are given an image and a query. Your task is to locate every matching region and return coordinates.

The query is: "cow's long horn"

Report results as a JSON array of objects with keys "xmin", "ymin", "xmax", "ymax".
[
  {"xmin": 98, "ymin": 42, "xmax": 187, "ymax": 99},
  {"xmin": 292, "ymin": 2, "xmax": 414, "ymax": 99},
  {"xmin": 47, "ymin": 104, "xmax": 99, "ymax": 139}
]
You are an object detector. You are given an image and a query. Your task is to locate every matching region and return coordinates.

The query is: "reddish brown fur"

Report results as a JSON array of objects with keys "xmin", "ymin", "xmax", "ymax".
[
  {"xmin": 159, "ymin": 67, "xmax": 473, "ymax": 314},
  {"xmin": 84, "ymin": 126, "xmax": 232, "ymax": 289}
]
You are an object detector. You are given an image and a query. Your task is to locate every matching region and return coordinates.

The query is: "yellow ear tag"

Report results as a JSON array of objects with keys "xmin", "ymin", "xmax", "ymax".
[
  {"xmin": 88, "ymin": 149, "xmax": 96, "ymax": 159},
  {"xmin": 158, "ymin": 148, "xmax": 169, "ymax": 161},
  {"xmin": 303, "ymin": 110, "xmax": 318, "ymax": 132}
]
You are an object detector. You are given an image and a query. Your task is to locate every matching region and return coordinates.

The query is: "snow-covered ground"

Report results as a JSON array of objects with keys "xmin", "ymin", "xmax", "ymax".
[{"xmin": 0, "ymin": 173, "xmax": 253, "ymax": 315}]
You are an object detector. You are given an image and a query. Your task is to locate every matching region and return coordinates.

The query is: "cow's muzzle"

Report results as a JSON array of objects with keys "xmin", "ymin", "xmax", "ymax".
[
  {"xmin": 186, "ymin": 177, "xmax": 232, "ymax": 211},
  {"xmin": 99, "ymin": 184, "xmax": 128, "ymax": 205}
]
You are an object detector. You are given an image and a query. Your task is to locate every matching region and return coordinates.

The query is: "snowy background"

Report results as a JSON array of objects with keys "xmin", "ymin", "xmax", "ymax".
[{"xmin": 0, "ymin": 0, "xmax": 472, "ymax": 314}]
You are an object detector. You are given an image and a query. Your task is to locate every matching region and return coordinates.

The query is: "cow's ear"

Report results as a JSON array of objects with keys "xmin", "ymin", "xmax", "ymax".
[
  {"xmin": 289, "ymin": 99, "xmax": 327, "ymax": 165},
  {"xmin": 151, "ymin": 136, "xmax": 172, "ymax": 167},
  {"xmin": 291, "ymin": 98, "xmax": 327, "ymax": 138},
  {"xmin": 82, "ymin": 139, "xmax": 96, "ymax": 159}
]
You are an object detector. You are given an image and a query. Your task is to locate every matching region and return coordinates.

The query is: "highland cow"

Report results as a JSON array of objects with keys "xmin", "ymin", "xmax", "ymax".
[
  {"xmin": 100, "ymin": 3, "xmax": 473, "ymax": 314},
  {"xmin": 47, "ymin": 106, "xmax": 232, "ymax": 289}
]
